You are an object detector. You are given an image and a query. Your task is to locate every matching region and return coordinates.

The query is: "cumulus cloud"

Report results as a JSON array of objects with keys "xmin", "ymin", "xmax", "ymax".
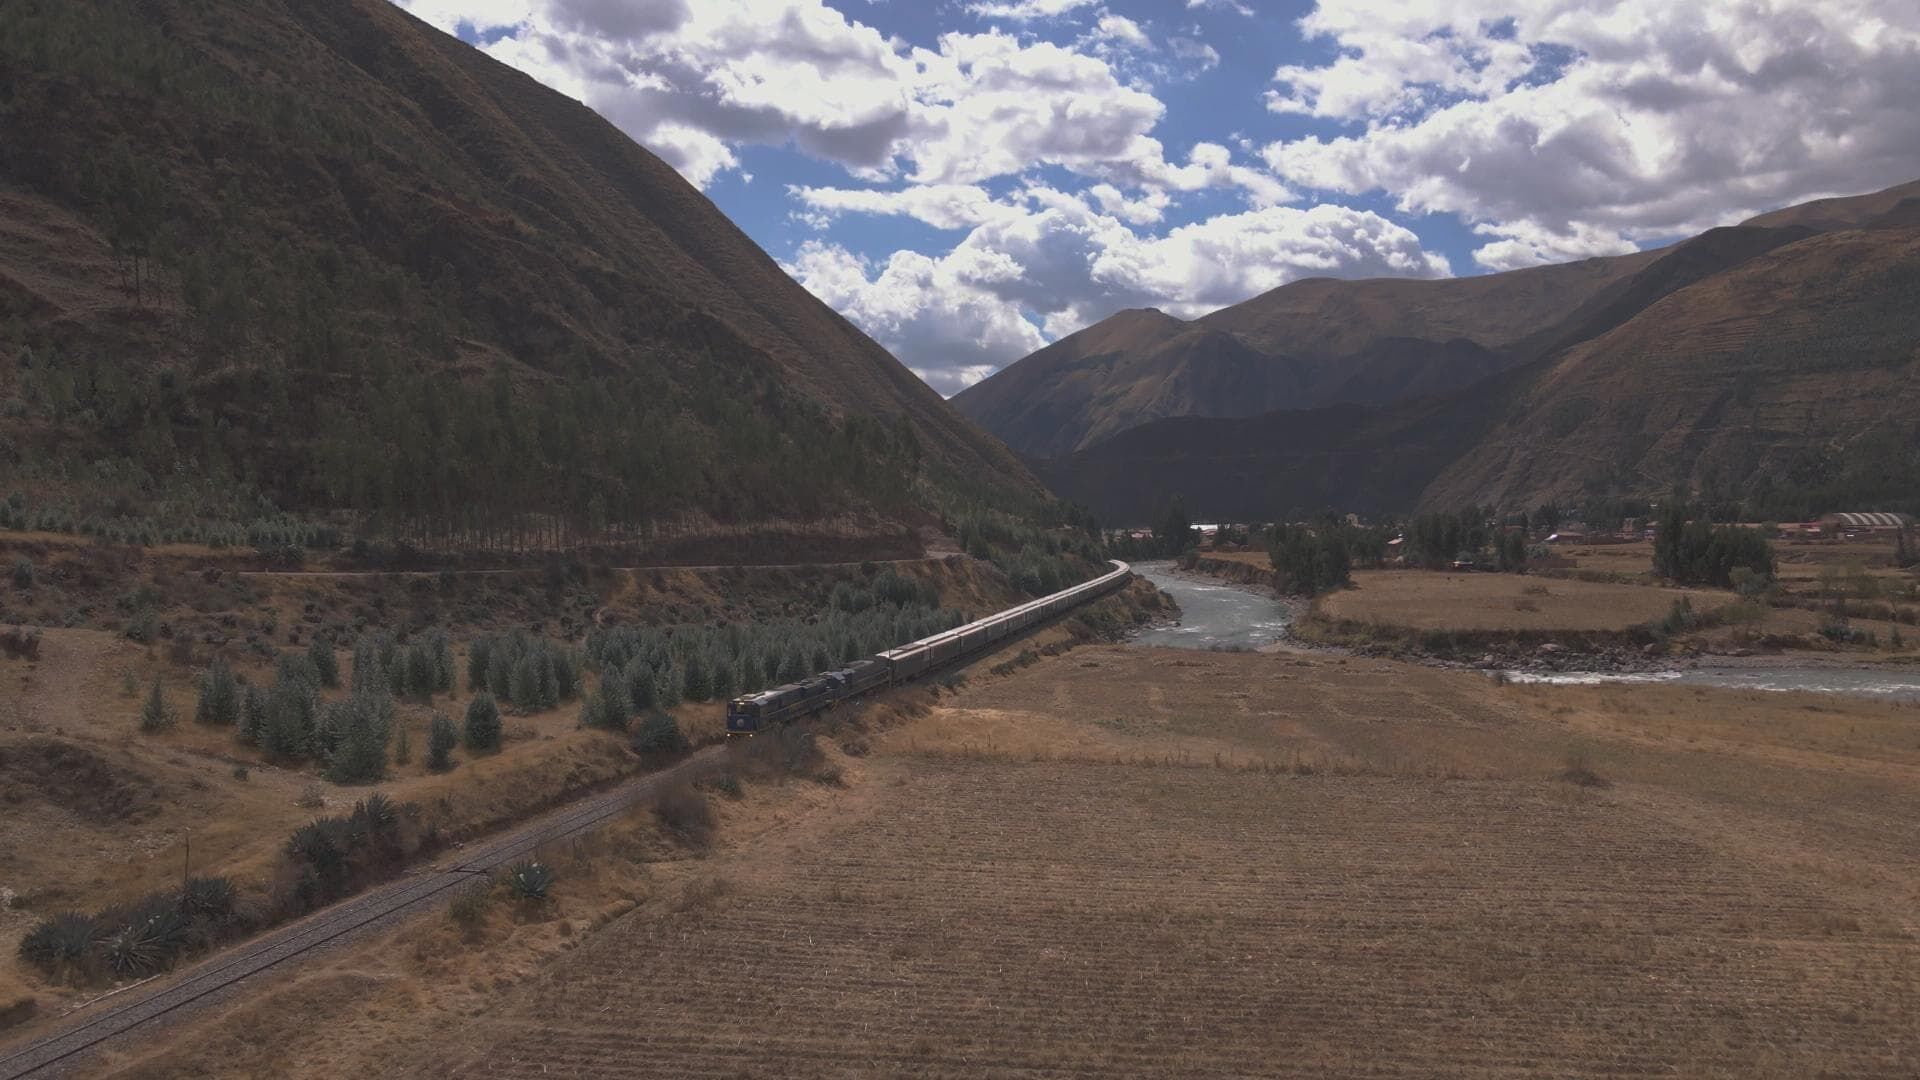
[
  {"xmin": 789, "ymin": 189, "xmax": 1449, "ymax": 390},
  {"xmin": 396, "ymin": 0, "xmax": 1282, "ymax": 207},
  {"xmin": 1261, "ymin": 0, "xmax": 1920, "ymax": 268},
  {"xmin": 1186, "ymin": 0, "xmax": 1253, "ymax": 15}
]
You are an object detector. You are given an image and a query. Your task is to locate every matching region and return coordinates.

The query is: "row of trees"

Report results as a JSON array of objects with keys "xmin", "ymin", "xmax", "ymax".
[{"xmin": 1652, "ymin": 502, "xmax": 1777, "ymax": 587}]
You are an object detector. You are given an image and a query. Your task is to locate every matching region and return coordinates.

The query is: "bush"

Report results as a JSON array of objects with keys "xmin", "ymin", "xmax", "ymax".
[
  {"xmin": 427, "ymin": 712, "xmax": 458, "ymax": 771},
  {"xmin": 653, "ymin": 785, "xmax": 713, "ymax": 846},
  {"xmin": 701, "ymin": 772, "xmax": 745, "ymax": 799},
  {"xmin": 17, "ymin": 912, "xmax": 102, "ymax": 971},
  {"xmin": 139, "ymin": 677, "xmax": 174, "ymax": 732},
  {"xmin": 2, "ymin": 625, "xmax": 44, "ymax": 660},
  {"xmin": 629, "ymin": 711, "xmax": 686, "ymax": 755},
  {"xmin": 240, "ymin": 684, "xmax": 269, "ymax": 744},
  {"xmin": 195, "ymin": 657, "xmax": 240, "ymax": 726},
  {"xmin": 10, "ymin": 556, "xmax": 32, "ymax": 589},
  {"xmin": 279, "ymin": 795, "xmax": 421, "ymax": 914},
  {"xmin": 503, "ymin": 860, "xmax": 555, "ymax": 902},
  {"xmin": 463, "ymin": 692, "xmax": 501, "ymax": 752},
  {"xmin": 448, "ymin": 883, "xmax": 491, "ymax": 929},
  {"xmin": 97, "ymin": 895, "xmax": 191, "ymax": 976}
]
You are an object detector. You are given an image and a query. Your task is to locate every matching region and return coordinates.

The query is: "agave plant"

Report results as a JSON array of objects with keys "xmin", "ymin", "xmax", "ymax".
[
  {"xmin": 181, "ymin": 876, "xmax": 237, "ymax": 920},
  {"xmin": 17, "ymin": 912, "xmax": 102, "ymax": 970},
  {"xmin": 98, "ymin": 902, "xmax": 190, "ymax": 977},
  {"xmin": 502, "ymin": 860, "xmax": 555, "ymax": 902}
]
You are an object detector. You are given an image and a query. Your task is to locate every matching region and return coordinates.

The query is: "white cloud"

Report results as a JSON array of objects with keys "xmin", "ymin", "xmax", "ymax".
[
  {"xmin": 1186, "ymin": 0, "xmax": 1253, "ymax": 15},
  {"xmin": 1260, "ymin": 0, "xmax": 1920, "ymax": 268},
  {"xmin": 965, "ymin": 0, "xmax": 1097, "ymax": 21},
  {"xmin": 394, "ymin": 0, "xmax": 1285, "ymax": 209},
  {"xmin": 788, "ymin": 190, "xmax": 1449, "ymax": 392},
  {"xmin": 1169, "ymin": 36, "xmax": 1221, "ymax": 70}
]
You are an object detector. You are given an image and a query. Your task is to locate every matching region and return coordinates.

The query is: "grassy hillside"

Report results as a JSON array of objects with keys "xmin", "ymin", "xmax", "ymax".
[{"xmin": 0, "ymin": 0, "xmax": 1045, "ymax": 551}]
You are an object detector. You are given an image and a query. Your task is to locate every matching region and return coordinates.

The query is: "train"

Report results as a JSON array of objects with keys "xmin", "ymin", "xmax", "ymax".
[{"xmin": 724, "ymin": 559, "xmax": 1132, "ymax": 736}]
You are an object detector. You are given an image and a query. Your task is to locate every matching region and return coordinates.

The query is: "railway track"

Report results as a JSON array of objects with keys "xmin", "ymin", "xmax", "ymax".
[{"xmin": 0, "ymin": 748, "xmax": 725, "ymax": 1080}]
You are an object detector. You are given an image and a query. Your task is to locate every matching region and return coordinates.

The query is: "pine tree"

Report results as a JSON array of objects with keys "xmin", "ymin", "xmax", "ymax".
[
  {"xmin": 326, "ymin": 692, "xmax": 391, "ymax": 784},
  {"xmin": 240, "ymin": 684, "xmax": 269, "ymax": 745},
  {"xmin": 464, "ymin": 692, "xmax": 502, "ymax": 752},
  {"xmin": 625, "ymin": 660, "xmax": 656, "ymax": 710},
  {"xmin": 427, "ymin": 712, "xmax": 458, "ymax": 772},
  {"xmin": 139, "ymin": 678, "xmax": 174, "ymax": 732},
  {"xmin": 681, "ymin": 648, "xmax": 710, "ymax": 702},
  {"xmin": 261, "ymin": 680, "xmax": 316, "ymax": 761},
  {"xmin": 508, "ymin": 654, "xmax": 539, "ymax": 711},
  {"xmin": 195, "ymin": 658, "xmax": 240, "ymax": 727},
  {"xmin": 307, "ymin": 635, "xmax": 340, "ymax": 688}
]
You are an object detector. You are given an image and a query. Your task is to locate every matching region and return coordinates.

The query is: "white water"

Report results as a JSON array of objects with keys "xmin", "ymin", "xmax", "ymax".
[
  {"xmin": 1503, "ymin": 666, "xmax": 1920, "ymax": 700},
  {"xmin": 1128, "ymin": 562, "xmax": 1294, "ymax": 650}
]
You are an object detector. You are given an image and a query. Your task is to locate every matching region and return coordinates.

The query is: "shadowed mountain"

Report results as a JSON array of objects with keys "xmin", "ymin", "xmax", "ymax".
[
  {"xmin": 981, "ymin": 178, "xmax": 1920, "ymax": 522},
  {"xmin": 954, "ymin": 249, "xmax": 1661, "ymax": 459},
  {"xmin": 0, "ymin": 0, "xmax": 1044, "ymax": 544}
]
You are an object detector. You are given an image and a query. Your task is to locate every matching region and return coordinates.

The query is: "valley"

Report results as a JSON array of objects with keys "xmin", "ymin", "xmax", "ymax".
[{"xmin": 30, "ymin": 589, "xmax": 1916, "ymax": 1079}]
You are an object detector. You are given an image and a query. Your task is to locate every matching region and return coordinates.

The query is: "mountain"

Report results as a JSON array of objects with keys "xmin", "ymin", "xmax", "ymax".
[
  {"xmin": 976, "ymin": 178, "xmax": 1920, "ymax": 522},
  {"xmin": 1425, "ymin": 223, "xmax": 1920, "ymax": 515},
  {"xmin": 952, "ymin": 248, "xmax": 1662, "ymax": 459},
  {"xmin": 0, "ymin": 0, "xmax": 1044, "ymax": 546}
]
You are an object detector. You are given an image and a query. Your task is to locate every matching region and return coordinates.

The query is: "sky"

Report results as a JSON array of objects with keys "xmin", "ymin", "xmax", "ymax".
[{"xmin": 392, "ymin": 0, "xmax": 1920, "ymax": 395}]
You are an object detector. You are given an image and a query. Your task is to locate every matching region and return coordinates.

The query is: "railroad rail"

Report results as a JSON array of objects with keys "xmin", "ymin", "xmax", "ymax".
[{"xmin": 2, "ymin": 560, "xmax": 1135, "ymax": 1078}]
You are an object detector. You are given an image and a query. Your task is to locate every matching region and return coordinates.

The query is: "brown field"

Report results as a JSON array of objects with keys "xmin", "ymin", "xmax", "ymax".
[
  {"xmin": 1318, "ymin": 569, "xmax": 1727, "ymax": 632},
  {"xmin": 80, "ymin": 632, "xmax": 1920, "ymax": 1079}
]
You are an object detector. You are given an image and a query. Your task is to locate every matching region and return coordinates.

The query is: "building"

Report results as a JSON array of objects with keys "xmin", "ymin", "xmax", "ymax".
[{"xmin": 1820, "ymin": 512, "xmax": 1915, "ymax": 537}]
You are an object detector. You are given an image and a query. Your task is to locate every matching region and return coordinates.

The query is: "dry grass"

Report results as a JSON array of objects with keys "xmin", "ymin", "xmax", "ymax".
[
  {"xmin": 36, "ymin": 637, "xmax": 1920, "ymax": 1078},
  {"xmin": 1320, "ymin": 570, "xmax": 1730, "ymax": 632}
]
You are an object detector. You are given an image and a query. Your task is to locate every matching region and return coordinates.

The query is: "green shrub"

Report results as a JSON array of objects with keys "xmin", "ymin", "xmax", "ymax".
[
  {"xmin": 701, "ymin": 772, "xmax": 744, "ymax": 799},
  {"xmin": 139, "ymin": 677, "xmax": 174, "ymax": 732},
  {"xmin": 502, "ymin": 860, "xmax": 555, "ymax": 902},
  {"xmin": 323, "ymin": 690, "xmax": 392, "ymax": 784},
  {"xmin": 10, "ymin": 556, "xmax": 32, "ymax": 589},
  {"xmin": 629, "ymin": 711, "xmax": 685, "ymax": 755},
  {"xmin": 463, "ymin": 692, "xmax": 501, "ymax": 752}
]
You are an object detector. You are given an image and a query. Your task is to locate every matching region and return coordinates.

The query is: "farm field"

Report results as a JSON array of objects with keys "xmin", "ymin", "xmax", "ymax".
[
  {"xmin": 1317, "ymin": 569, "xmax": 1728, "ymax": 632},
  {"xmin": 96, "ymin": 641, "xmax": 1920, "ymax": 1079}
]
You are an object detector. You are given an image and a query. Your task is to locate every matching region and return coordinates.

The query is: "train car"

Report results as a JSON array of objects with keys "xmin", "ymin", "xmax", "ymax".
[{"xmin": 725, "ymin": 560, "xmax": 1131, "ymax": 736}]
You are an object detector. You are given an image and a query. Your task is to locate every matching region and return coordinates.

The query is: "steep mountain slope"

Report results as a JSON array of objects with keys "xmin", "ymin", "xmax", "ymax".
[
  {"xmin": 1042, "ymin": 219, "xmax": 1920, "ymax": 522},
  {"xmin": 1425, "ymin": 224, "xmax": 1920, "ymax": 514},
  {"xmin": 0, "ymin": 0, "xmax": 1043, "ymax": 545},
  {"xmin": 953, "ymin": 248, "xmax": 1661, "ymax": 458}
]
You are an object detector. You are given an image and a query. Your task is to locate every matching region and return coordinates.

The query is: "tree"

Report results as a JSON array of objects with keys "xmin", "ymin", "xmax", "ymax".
[
  {"xmin": 1654, "ymin": 501, "xmax": 1776, "ymax": 587},
  {"xmin": 1267, "ymin": 523, "xmax": 1351, "ymax": 596},
  {"xmin": 307, "ymin": 635, "xmax": 340, "ymax": 689},
  {"xmin": 1897, "ymin": 526, "xmax": 1917, "ymax": 569},
  {"xmin": 427, "ymin": 712, "xmax": 458, "ymax": 772},
  {"xmin": 1496, "ymin": 531, "xmax": 1529, "ymax": 573},
  {"xmin": 325, "ymin": 691, "xmax": 392, "ymax": 784},
  {"xmin": 240, "ymin": 685, "xmax": 269, "ymax": 745},
  {"xmin": 195, "ymin": 657, "xmax": 240, "ymax": 727},
  {"xmin": 464, "ymin": 692, "xmax": 501, "ymax": 752},
  {"xmin": 1155, "ymin": 497, "xmax": 1194, "ymax": 557},
  {"xmin": 261, "ymin": 680, "xmax": 316, "ymax": 761},
  {"xmin": 140, "ymin": 678, "xmax": 174, "ymax": 732}
]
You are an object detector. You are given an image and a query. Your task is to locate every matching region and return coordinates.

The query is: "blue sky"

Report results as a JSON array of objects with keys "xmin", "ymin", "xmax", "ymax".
[{"xmin": 395, "ymin": 0, "xmax": 1920, "ymax": 393}]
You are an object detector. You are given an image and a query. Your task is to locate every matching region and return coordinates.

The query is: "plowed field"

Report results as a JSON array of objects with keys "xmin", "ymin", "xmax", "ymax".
[{"xmin": 410, "ymin": 647, "xmax": 1920, "ymax": 1079}]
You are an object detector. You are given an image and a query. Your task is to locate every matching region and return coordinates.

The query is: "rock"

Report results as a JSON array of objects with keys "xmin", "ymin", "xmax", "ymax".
[
  {"xmin": 1536, "ymin": 643, "xmax": 1565, "ymax": 656},
  {"xmin": 1643, "ymin": 643, "xmax": 1663, "ymax": 657}
]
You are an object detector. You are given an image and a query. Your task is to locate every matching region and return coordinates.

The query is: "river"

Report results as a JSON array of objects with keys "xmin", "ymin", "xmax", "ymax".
[
  {"xmin": 1128, "ymin": 561, "xmax": 1920, "ymax": 701},
  {"xmin": 1128, "ymin": 561, "xmax": 1295, "ymax": 650}
]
